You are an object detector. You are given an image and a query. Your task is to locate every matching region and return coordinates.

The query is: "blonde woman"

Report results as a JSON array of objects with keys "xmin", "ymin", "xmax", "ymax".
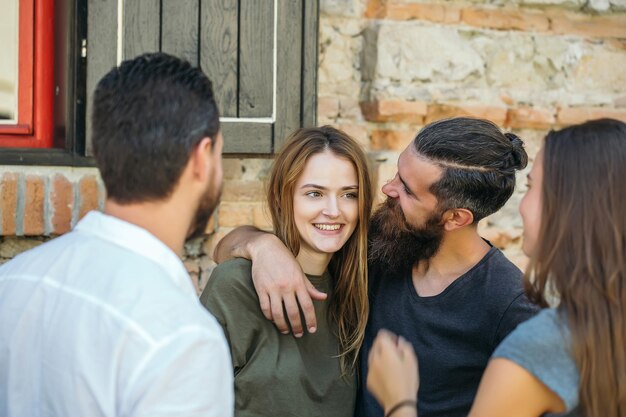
[{"xmin": 200, "ymin": 126, "xmax": 372, "ymax": 416}]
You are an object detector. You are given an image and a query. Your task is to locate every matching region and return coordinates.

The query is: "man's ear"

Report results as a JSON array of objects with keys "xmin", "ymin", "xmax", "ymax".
[
  {"xmin": 190, "ymin": 137, "xmax": 214, "ymax": 181},
  {"xmin": 442, "ymin": 208, "xmax": 474, "ymax": 231}
]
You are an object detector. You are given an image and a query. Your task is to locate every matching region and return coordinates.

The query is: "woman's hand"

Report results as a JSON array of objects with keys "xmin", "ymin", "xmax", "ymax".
[{"xmin": 367, "ymin": 330, "xmax": 419, "ymax": 417}]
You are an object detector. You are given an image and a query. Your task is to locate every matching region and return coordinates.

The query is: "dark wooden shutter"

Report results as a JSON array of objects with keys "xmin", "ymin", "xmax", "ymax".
[{"xmin": 86, "ymin": 0, "xmax": 318, "ymax": 155}]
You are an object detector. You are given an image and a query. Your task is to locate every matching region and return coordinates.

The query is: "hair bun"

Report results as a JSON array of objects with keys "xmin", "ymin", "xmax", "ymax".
[{"xmin": 504, "ymin": 132, "xmax": 528, "ymax": 170}]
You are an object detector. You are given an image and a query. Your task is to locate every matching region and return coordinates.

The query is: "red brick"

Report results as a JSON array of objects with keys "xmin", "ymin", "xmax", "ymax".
[
  {"xmin": 386, "ymin": 3, "xmax": 461, "ymax": 23},
  {"xmin": 557, "ymin": 107, "xmax": 626, "ymax": 126},
  {"xmin": 51, "ymin": 175, "xmax": 74, "ymax": 235},
  {"xmin": 337, "ymin": 124, "xmax": 369, "ymax": 148},
  {"xmin": 549, "ymin": 12, "xmax": 626, "ymax": 39},
  {"xmin": 506, "ymin": 107, "xmax": 556, "ymax": 129},
  {"xmin": 23, "ymin": 176, "xmax": 45, "ymax": 236},
  {"xmin": 78, "ymin": 176, "xmax": 100, "ymax": 220},
  {"xmin": 1, "ymin": 173, "xmax": 18, "ymax": 236},
  {"xmin": 370, "ymin": 129, "xmax": 415, "ymax": 151},
  {"xmin": 253, "ymin": 203, "xmax": 273, "ymax": 230},
  {"xmin": 221, "ymin": 179, "xmax": 265, "ymax": 202},
  {"xmin": 361, "ymin": 100, "xmax": 427, "ymax": 123},
  {"xmin": 217, "ymin": 202, "xmax": 254, "ymax": 228},
  {"xmin": 426, "ymin": 103, "xmax": 508, "ymax": 125},
  {"xmin": 462, "ymin": 7, "xmax": 549, "ymax": 32},
  {"xmin": 365, "ymin": 0, "xmax": 387, "ymax": 18}
]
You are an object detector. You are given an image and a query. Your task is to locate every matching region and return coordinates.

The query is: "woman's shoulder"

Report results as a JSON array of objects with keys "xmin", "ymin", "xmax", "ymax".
[
  {"xmin": 493, "ymin": 308, "xmax": 579, "ymax": 412},
  {"xmin": 203, "ymin": 258, "xmax": 256, "ymax": 298},
  {"xmin": 500, "ymin": 308, "xmax": 568, "ymax": 346}
]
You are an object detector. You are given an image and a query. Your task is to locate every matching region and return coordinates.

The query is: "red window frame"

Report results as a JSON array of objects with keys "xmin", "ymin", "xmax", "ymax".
[{"xmin": 0, "ymin": 0, "xmax": 54, "ymax": 148}]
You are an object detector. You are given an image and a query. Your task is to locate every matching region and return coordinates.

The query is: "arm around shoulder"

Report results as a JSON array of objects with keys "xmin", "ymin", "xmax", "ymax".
[{"xmin": 212, "ymin": 225, "xmax": 270, "ymax": 264}]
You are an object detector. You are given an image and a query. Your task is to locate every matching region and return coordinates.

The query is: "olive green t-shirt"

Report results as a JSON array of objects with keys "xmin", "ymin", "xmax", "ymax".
[{"xmin": 200, "ymin": 258, "xmax": 356, "ymax": 417}]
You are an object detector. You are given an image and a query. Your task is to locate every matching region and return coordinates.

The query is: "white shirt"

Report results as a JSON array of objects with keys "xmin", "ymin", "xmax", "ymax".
[{"xmin": 0, "ymin": 211, "xmax": 234, "ymax": 417}]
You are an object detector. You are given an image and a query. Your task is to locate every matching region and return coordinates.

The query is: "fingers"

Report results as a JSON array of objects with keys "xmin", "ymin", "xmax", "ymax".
[
  {"xmin": 299, "ymin": 280, "xmax": 327, "ymax": 333},
  {"xmin": 283, "ymin": 294, "xmax": 304, "ymax": 337},
  {"xmin": 259, "ymin": 292, "xmax": 273, "ymax": 322},
  {"xmin": 270, "ymin": 293, "xmax": 290, "ymax": 334},
  {"xmin": 306, "ymin": 282, "xmax": 328, "ymax": 301},
  {"xmin": 367, "ymin": 329, "xmax": 420, "ymax": 411}
]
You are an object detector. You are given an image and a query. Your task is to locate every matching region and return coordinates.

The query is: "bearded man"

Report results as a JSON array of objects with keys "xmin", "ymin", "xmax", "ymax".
[
  {"xmin": 0, "ymin": 53, "xmax": 233, "ymax": 416},
  {"xmin": 213, "ymin": 117, "xmax": 538, "ymax": 417}
]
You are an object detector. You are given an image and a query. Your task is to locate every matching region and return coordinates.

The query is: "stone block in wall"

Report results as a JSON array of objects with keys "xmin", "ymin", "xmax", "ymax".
[
  {"xmin": 0, "ymin": 238, "xmax": 44, "ymax": 259},
  {"xmin": 370, "ymin": 24, "xmax": 484, "ymax": 84},
  {"xmin": 506, "ymin": 107, "xmax": 556, "ymax": 129},
  {"xmin": 557, "ymin": 107, "xmax": 626, "ymax": 125},
  {"xmin": 549, "ymin": 11, "xmax": 626, "ymax": 38},
  {"xmin": 361, "ymin": 100, "xmax": 427, "ymax": 123},
  {"xmin": 253, "ymin": 203, "xmax": 273, "ymax": 231},
  {"xmin": 321, "ymin": 0, "xmax": 367, "ymax": 18},
  {"xmin": 217, "ymin": 202, "xmax": 255, "ymax": 228},
  {"xmin": 569, "ymin": 48, "xmax": 626, "ymax": 93},
  {"xmin": 370, "ymin": 129, "xmax": 416, "ymax": 151},
  {"xmin": 462, "ymin": 7, "xmax": 550, "ymax": 31},
  {"xmin": 319, "ymin": 18, "xmax": 364, "ymax": 98},
  {"xmin": 337, "ymin": 124, "xmax": 370, "ymax": 148},
  {"xmin": 221, "ymin": 180, "xmax": 266, "ymax": 203},
  {"xmin": 318, "ymin": 96, "xmax": 341, "ymax": 121},
  {"xmin": 518, "ymin": 0, "xmax": 585, "ymax": 8},
  {"xmin": 426, "ymin": 103, "xmax": 508, "ymax": 125}
]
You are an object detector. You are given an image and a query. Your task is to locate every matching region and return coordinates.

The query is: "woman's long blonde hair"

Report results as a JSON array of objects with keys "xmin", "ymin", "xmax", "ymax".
[
  {"xmin": 267, "ymin": 126, "xmax": 373, "ymax": 375},
  {"xmin": 525, "ymin": 119, "xmax": 626, "ymax": 417}
]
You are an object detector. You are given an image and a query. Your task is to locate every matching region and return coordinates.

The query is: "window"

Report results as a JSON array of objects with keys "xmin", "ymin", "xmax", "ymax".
[
  {"xmin": 0, "ymin": 0, "xmax": 89, "ymax": 165},
  {"xmin": 0, "ymin": 0, "xmax": 54, "ymax": 148},
  {"xmin": 0, "ymin": 0, "xmax": 318, "ymax": 164}
]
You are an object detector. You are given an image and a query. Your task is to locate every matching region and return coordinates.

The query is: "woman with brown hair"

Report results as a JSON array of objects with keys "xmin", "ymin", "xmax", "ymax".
[
  {"xmin": 367, "ymin": 118, "xmax": 626, "ymax": 417},
  {"xmin": 200, "ymin": 126, "xmax": 372, "ymax": 416}
]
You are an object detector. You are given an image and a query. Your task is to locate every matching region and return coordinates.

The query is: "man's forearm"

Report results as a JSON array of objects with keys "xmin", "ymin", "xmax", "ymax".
[{"xmin": 212, "ymin": 225, "xmax": 274, "ymax": 264}]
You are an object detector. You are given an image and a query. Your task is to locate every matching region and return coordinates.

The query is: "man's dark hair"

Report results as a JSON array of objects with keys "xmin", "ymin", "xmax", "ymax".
[
  {"xmin": 414, "ymin": 117, "xmax": 528, "ymax": 223},
  {"xmin": 92, "ymin": 52, "xmax": 220, "ymax": 203}
]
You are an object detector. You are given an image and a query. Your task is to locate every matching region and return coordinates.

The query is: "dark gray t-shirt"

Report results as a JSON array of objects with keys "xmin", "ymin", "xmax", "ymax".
[
  {"xmin": 356, "ymin": 246, "xmax": 539, "ymax": 417},
  {"xmin": 493, "ymin": 308, "xmax": 581, "ymax": 417}
]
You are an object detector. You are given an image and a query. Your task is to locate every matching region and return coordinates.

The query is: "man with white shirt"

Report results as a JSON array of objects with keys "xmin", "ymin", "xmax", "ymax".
[{"xmin": 0, "ymin": 53, "xmax": 233, "ymax": 416}]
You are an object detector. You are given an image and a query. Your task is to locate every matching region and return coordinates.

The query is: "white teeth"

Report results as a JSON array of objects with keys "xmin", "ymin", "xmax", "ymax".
[{"xmin": 314, "ymin": 224, "xmax": 341, "ymax": 231}]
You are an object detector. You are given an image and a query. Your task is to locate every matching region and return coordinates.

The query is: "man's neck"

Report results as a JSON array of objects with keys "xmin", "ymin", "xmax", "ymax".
[
  {"xmin": 412, "ymin": 228, "xmax": 491, "ymax": 297},
  {"xmin": 104, "ymin": 198, "xmax": 192, "ymax": 256}
]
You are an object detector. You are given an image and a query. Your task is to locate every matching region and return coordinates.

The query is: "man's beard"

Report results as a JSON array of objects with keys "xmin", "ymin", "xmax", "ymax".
[
  {"xmin": 186, "ymin": 183, "xmax": 222, "ymax": 241},
  {"xmin": 368, "ymin": 198, "xmax": 445, "ymax": 274}
]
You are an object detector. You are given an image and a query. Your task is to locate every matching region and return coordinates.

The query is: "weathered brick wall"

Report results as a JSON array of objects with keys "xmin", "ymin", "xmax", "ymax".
[{"xmin": 1, "ymin": 0, "xmax": 625, "ymax": 293}]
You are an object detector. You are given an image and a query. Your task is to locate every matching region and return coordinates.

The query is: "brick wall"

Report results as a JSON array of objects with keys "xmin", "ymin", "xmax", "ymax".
[{"xmin": 2, "ymin": 0, "xmax": 625, "ymax": 293}]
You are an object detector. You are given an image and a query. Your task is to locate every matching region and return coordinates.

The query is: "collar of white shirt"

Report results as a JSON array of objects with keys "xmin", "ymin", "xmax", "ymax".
[{"xmin": 74, "ymin": 210, "xmax": 196, "ymax": 299}]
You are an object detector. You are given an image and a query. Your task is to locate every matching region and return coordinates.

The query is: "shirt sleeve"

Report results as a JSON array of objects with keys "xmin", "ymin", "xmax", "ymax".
[
  {"xmin": 120, "ymin": 327, "xmax": 234, "ymax": 417},
  {"xmin": 199, "ymin": 259, "xmax": 267, "ymax": 371},
  {"xmin": 493, "ymin": 292, "xmax": 540, "ymax": 347},
  {"xmin": 492, "ymin": 310, "xmax": 579, "ymax": 413}
]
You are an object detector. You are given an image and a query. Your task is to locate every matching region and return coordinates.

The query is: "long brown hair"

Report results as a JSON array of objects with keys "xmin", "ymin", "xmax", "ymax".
[
  {"xmin": 267, "ymin": 126, "xmax": 373, "ymax": 375},
  {"xmin": 525, "ymin": 119, "xmax": 626, "ymax": 417}
]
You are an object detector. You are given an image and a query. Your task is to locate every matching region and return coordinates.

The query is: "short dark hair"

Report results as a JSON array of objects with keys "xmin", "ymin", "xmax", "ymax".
[
  {"xmin": 92, "ymin": 52, "xmax": 220, "ymax": 203},
  {"xmin": 413, "ymin": 117, "xmax": 528, "ymax": 222}
]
